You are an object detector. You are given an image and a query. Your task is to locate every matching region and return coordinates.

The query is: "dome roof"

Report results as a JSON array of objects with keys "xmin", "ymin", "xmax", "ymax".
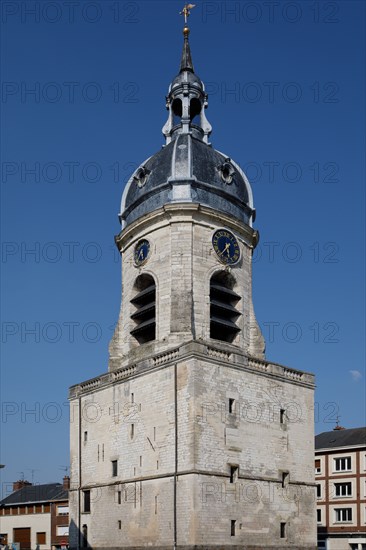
[
  {"xmin": 119, "ymin": 26, "xmax": 255, "ymax": 229},
  {"xmin": 120, "ymin": 133, "xmax": 254, "ymax": 227}
]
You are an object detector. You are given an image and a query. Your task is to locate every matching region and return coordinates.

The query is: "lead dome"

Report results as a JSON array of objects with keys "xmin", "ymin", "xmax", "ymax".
[{"xmin": 119, "ymin": 27, "xmax": 255, "ymax": 229}]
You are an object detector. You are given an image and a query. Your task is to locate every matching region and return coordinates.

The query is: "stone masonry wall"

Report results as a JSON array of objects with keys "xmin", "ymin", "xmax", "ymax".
[{"xmin": 69, "ymin": 351, "xmax": 316, "ymax": 548}]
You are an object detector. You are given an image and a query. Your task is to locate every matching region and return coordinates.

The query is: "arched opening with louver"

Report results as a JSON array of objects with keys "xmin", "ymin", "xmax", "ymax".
[
  {"xmin": 210, "ymin": 271, "xmax": 241, "ymax": 343},
  {"xmin": 130, "ymin": 274, "xmax": 156, "ymax": 344}
]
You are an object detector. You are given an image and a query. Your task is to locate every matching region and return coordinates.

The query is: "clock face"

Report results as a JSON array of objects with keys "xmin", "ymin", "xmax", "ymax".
[
  {"xmin": 134, "ymin": 239, "xmax": 150, "ymax": 266},
  {"xmin": 212, "ymin": 229, "xmax": 240, "ymax": 265}
]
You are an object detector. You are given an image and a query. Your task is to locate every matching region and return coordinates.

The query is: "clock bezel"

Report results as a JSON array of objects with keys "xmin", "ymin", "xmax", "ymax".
[
  {"xmin": 134, "ymin": 239, "xmax": 151, "ymax": 267},
  {"xmin": 212, "ymin": 229, "xmax": 241, "ymax": 265}
]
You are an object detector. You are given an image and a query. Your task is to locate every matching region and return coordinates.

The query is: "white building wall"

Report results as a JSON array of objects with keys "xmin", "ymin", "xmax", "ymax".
[{"xmin": 0, "ymin": 512, "xmax": 50, "ymax": 549}]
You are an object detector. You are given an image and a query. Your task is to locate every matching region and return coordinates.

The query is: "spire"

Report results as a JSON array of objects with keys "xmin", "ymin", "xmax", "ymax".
[
  {"xmin": 179, "ymin": 4, "xmax": 196, "ymax": 72},
  {"xmin": 162, "ymin": 4, "xmax": 212, "ymax": 145},
  {"xmin": 180, "ymin": 27, "xmax": 194, "ymax": 73}
]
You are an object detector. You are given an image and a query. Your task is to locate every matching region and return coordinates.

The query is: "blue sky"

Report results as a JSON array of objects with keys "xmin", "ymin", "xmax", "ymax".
[{"xmin": 1, "ymin": 0, "xmax": 365, "ymax": 491}]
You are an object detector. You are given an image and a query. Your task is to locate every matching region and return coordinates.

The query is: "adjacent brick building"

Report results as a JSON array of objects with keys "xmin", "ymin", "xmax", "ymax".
[
  {"xmin": 316, "ymin": 427, "xmax": 366, "ymax": 550},
  {"xmin": 0, "ymin": 477, "xmax": 70, "ymax": 550}
]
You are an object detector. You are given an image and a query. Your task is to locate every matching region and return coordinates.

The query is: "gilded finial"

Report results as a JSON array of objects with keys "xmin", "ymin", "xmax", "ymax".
[
  {"xmin": 179, "ymin": 4, "xmax": 196, "ymax": 73},
  {"xmin": 180, "ymin": 3, "xmax": 196, "ymax": 27}
]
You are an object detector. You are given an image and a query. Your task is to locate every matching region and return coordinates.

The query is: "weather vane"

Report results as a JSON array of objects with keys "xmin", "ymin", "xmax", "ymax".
[{"xmin": 180, "ymin": 3, "xmax": 196, "ymax": 25}]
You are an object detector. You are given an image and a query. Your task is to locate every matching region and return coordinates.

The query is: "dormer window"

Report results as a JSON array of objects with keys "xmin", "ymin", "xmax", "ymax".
[
  {"xmin": 210, "ymin": 271, "xmax": 241, "ymax": 343},
  {"xmin": 218, "ymin": 160, "xmax": 236, "ymax": 184},
  {"xmin": 130, "ymin": 274, "xmax": 156, "ymax": 344},
  {"xmin": 133, "ymin": 167, "xmax": 150, "ymax": 188}
]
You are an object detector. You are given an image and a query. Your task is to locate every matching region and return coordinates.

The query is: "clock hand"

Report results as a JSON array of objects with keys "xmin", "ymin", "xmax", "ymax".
[
  {"xmin": 138, "ymin": 249, "xmax": 144, "ymax": 260},
  {"xmin": 218, "ymin": 243, "xmax": 229, "ymax": 256}
]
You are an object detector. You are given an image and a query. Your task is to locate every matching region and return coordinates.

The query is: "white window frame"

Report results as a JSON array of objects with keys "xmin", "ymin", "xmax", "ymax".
[
  {"xmin": 56, "ymin": 525, "xmax": 69, "ymax": 536},
  {"xmin": 334, "ymin": 482, "xmax": 352, "ymax": 498},
  {"xmin": 315, "ymin": 459, "xmax": 321, "ymax": 474},
  {"xmin": 57, "ymin": 505, "xmax": 69, "ymax": 515},
  {"xmin": 333, "ymin": 456, "xmax": 351, "ymax": 472},
  {"xmin": 317, "ymin": 509, "xmax": 322, "ymax": 523},
  {"xmin": 316, "ymin": 484, "xmax": 322, "ymax": 499},
  {"xmin": 334, "ymin": 508, "xmax": 352, "ymax": 523}
]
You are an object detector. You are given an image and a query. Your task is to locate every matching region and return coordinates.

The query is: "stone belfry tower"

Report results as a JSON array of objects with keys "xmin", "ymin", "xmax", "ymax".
[{"xmin": 69, "ymin": 9, "xmax": 316, "ymax": 550}]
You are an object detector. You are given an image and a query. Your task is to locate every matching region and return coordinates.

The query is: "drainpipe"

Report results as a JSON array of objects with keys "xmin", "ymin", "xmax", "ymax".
[
  {"xmin": 78, "ymin": 396, "xmax": 82, "ymax": 550},
  {"xmin": 173, "ymin": 363, "xmax": 178, "ymax": 550}
]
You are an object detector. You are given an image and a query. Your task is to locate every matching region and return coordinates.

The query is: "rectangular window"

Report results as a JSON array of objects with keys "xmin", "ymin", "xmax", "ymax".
[
  {"xmin": 317, "ymin": 509, "xmax": 321, "ymax": 523},
  {"xmin": 117, "ymin": 491, "xmax": 121, "ymax": 504},
  {"xmin": 56, "ymin": 526, "xmax": 69, "ymax": 537},
  {"xmin": 84, "ymin": 431, "xmax": 88, "ymax": 442},
  {"xmin": 335, "ymin": 508, "xmax": 352, "ymax": 522},
  {"xmin": 231, "ymin": 520, "xmax": 236, "ymax": 537},
  {"xmin": 154, "ymin": 496, "xmax": 158, "ymax": 515},
  {"xmin": 118, "ymin": 520, "xmax": 121, "ymax": 530},
  {"xmin": 57, "ymin": 505, "xmax": 69, "ymax": 515},
  {"xmin": 230, "ymin": 466, "xmax": 238, "ymax": 484},
  {"xmin": 316, "ymin": 484, "xmax": 321, "ymax": 498},
  {"xmin": 0, "ymin": 535, "xmax": 8, "ymax": 545},
  {"xmin": 282, "ymin": 472, "xmax": 289, "ymax": 488},
  {"xmin": 315, "ymin": 459, "xmax": 321, "ymax": 474},
  {"xmin": 112, "ymin": 460, "xmax": 118, "ymax": 477},
  {"xmin": 36, "ymin": 533, "xmax": 46, "ymax": 545},
  {"xmin": 229, "ymin": 398, "xmax": 235, "ymax": 414},
  {"xmin": 83, "ymin": 490, "xmax": 91, "ymax": 513},
  {"xmin": 130, "ymin": 424, "xmax": 134, "ymax": 439},
  {"xmin": 280, "ymin": 522, "xmax": 286, "ymax": 538},
  {"xmin": 334, "ymin": 482, "xmax": 352, "ymax": 497},
  {"xmin": 280, "ymin": 409, "xmax": 286, "ymax": 424},
  {"xmin": 334, "ymin": 456, "xmax": 351, "ymax": 472}
]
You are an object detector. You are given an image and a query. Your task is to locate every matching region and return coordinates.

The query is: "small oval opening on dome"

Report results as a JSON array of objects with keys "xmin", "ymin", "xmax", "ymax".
[
  {"xmin": 219, "ymin": 161, "xmax": 236, "ymax": 185},
  {"xmin": 172, "ymin": 98, "xmax": 183, "ymax": 125},
  {"xmin": 190, "ymin": 98, "xmax": 201, "ymax": 124},
  {"xmin": 133, "ymin": 166, "xmax": 150, "ymax": 188}
]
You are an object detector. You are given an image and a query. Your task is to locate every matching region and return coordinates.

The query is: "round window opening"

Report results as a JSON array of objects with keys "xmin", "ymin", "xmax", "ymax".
[
  {"xmin": 134, "ymin": 167, "xmax": 149, "ymax": 188},
  {"xmin": 220, "ymin": 162, "xmax": 235, "ymax": 185}
]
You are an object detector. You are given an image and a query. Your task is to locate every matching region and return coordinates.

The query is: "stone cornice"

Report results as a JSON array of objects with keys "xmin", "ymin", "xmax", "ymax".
[
  {"xmin": 115, "ymin": 203, "xmax": 258, "ymax": 253},
  {"xmin": 69, "ymin": 469, "xmax": 316, "ymax": 491},
  {"xmin": 69, "ymin": 340, "xmax": 315, "ymax": 400}
]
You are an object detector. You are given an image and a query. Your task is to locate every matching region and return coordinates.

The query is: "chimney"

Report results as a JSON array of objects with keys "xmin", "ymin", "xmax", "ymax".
[
  {"xmin": 63, "ymin": 476, "xmax": 70, "ymax": 490},
  {"xmin": 13, "ymin": 480, "xmax": 32, "ymax": 492}
]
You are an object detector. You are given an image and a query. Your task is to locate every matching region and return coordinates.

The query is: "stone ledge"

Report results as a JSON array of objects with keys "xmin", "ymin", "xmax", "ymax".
[
  {"xmin": 69, "ymin": 340, "xmax": 315, "ymax": 399},
  {"xmin": 68, "ymin": 546, "xmax": 317, "ymax": 550}
]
